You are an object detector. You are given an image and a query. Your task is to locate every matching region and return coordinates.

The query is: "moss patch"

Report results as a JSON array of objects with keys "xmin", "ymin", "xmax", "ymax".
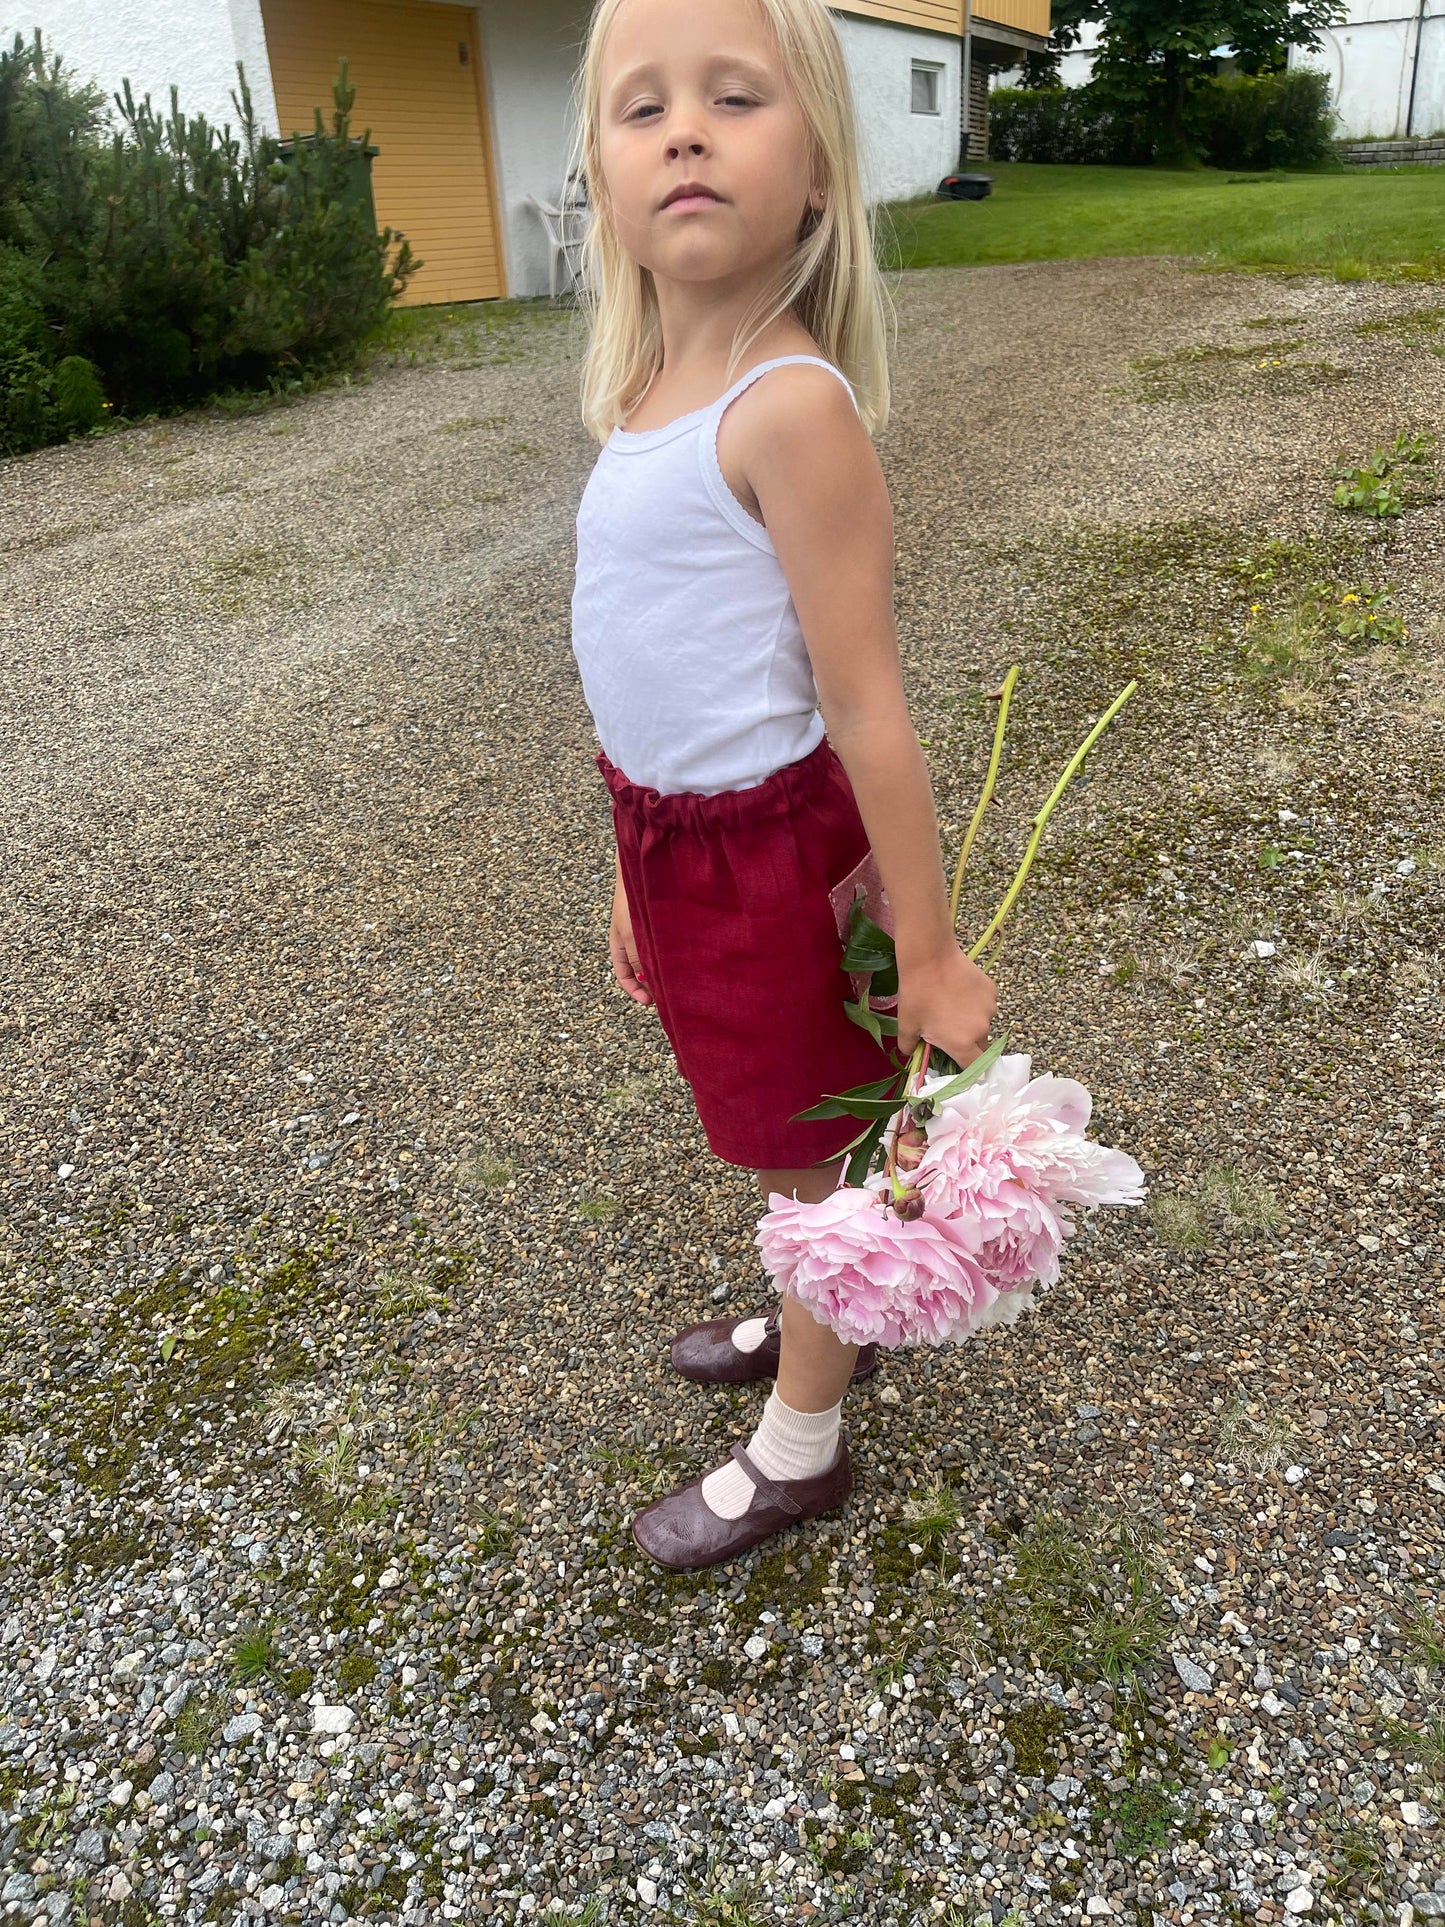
[
  {"xmin": 1125, "ymin": 340, "xmax": 1352, "ymax": 404},
  {"xmin": 37, "ymin": 1247, "xmax": 320, "ymax": 1528},
  {"xmin": 1004, "ymin": 1699, "xmax": 1069, "ymax": 1778},
  {"xmin": 1354, "ymin": 305, "xmax": 1445, "ymax": 341}
]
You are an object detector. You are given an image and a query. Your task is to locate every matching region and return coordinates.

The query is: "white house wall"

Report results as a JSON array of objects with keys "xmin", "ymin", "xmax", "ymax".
[
  {"xmin": 1291, "ymin": 1, "xmax": 1445, "ymax": 138},
  {"xmin": 473, "ymin": 0, "xmax": 590, "ymax": 302},
  {"xmin": 1, "ymin": 0, "xmax": 277, "ymax": 142},
  {"xmin": 993, "ymin": 20, "xmax": 1098, "ymax": 87},
  {"xmin": 832, "ymin": 13, "xmax": 961, "ymax": 200}
]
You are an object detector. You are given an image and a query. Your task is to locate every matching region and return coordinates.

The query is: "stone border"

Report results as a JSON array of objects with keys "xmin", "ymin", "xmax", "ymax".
[{"xmin": 1338, "ymin": 135, "xmax": 1445, "ymax": 166}]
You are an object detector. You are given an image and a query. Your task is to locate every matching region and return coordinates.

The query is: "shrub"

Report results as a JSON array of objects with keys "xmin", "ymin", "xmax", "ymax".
[
  {"xmin": 1193, "ymin": 68, "xmax": 1337, "ymax": 170},
  {"xmin": 0, "ymin": 31, "xmax": 110, "ymax": 251},
  {"xmin": 0, "ymin": 242, "xmax": 63, "ymax": 452},
  {"xmin": 0, "ymin": 30, "xmax": 417, "ymax": 455},
  {"xmin": 989, "ymin": 68, "xmax": 1337, "ymax": 172},
  {"xmin": 990, "ymin": 84, "xmax": 1156, "ymax": 166}
]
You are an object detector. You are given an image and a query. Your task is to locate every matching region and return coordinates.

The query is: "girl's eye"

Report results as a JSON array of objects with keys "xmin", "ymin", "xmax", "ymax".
[{"xmin": 628, "ymin": 95, "xmax": 756, "ymax": 120}]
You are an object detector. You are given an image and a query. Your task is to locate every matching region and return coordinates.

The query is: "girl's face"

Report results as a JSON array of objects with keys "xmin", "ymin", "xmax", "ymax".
[{"xmin": 596, "ymin": 0, "xmax": 818, "ymax": 290}]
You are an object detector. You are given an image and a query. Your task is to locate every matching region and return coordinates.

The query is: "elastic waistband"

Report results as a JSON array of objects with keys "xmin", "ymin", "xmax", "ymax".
[{"xmin": 598, "ymin": 739, "xmax": 839, "ymax": 834}]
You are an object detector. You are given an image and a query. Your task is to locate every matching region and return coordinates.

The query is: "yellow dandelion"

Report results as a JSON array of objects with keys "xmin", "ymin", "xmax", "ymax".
[{"xmin": 1341, "ymin": 592, "xmax": 1360, "ymax": 604}]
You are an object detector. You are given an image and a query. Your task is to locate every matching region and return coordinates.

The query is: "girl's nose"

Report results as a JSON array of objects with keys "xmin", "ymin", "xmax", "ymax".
[{"xmin": 665, "ymin": 115, "xmax": 709, "ymax": 161}]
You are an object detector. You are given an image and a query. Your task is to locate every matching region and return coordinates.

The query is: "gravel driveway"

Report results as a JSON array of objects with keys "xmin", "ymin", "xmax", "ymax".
[{"xmin": 1, "ymin": 258, "xmax": 1442, "ymax": 1927}]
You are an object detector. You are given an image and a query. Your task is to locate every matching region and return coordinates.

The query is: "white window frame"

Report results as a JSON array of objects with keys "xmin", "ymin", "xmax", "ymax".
[{"xmin": 911, "ymin": 60, "xmax": 944, "ymax": 116}]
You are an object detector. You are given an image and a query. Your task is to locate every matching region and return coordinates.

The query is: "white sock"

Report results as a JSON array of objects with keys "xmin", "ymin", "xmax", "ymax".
[
  {"xmin": 730, "ymin": 1315, "xmax": 772, "ymax": 1354},
  {"xmin": 700, "ymin": 1390, "xmax": 844, "ymax": 1521}
]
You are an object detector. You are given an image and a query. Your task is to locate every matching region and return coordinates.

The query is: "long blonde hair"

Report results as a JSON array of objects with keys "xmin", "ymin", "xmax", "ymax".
[{"xmin": 566, "ymin": 0, "xmax": 894, "ymax": 443}]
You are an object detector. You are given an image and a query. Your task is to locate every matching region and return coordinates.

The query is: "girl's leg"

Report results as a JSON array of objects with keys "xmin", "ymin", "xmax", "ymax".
[
  {"xmin": 760, "ymin": 1159, "xmax": 859, "ymax": 1412},
  {"xmin": 697, "ymin": 1157, "xmax": 854, "ymax": 1521}
]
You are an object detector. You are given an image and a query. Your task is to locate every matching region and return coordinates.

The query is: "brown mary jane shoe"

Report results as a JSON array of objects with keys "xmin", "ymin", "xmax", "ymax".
[
  {"xmin": 631, "ymin": 1435, "xmax": 854, "ymax": 1571},
  {"xmin": 669, "ymin": 1305, "xmax": 878, "ymax": 1386}
]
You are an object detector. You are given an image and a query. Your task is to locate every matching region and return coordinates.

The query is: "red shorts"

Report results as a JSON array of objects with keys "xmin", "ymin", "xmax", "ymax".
[{"xmin": 600, "ymin": 739, "xmax": 900, "ymax": 1169}]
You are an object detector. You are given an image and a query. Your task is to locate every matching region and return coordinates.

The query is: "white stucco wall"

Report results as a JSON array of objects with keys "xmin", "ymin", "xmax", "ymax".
[
  {"xmin": 473, "ymin": 0, "xmax": 589, "ymax": 302},
  {"xmin": 832, "ymin": 12, "xmax": 962, "ymax": 200},
  {"xmin": 993, "ymin": 21, "xmax": 1099, "ymax": 88},
  {"xmin": 1, "ymin": 0, "xmax": 276, "ymax": 140},
  {"xmin": 1291, "ymin": 1, "xmax": 1445, "ymax": 139}
]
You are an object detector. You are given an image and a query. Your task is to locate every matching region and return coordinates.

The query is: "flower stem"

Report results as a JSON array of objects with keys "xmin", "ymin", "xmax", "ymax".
[
  {"xmin": 967, "ymin": 680, "xmax": 1139, "ymax": 963},
  {"xmin": 949, "ymin": 664, "xmax": 1019, "ymax": 931},
  {"xmin": 886, "ymin": 1039, "xmax": 934, "ymax": 1192}
]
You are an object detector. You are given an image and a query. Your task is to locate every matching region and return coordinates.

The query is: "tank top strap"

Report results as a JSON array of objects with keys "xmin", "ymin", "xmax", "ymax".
[
  {"xmin": 699, "ymin": 355, "xmax": 860, "ymax": 552},
  {"xmin": 706, "ymin": 353, "xmax": 859, "ymax": 422}
]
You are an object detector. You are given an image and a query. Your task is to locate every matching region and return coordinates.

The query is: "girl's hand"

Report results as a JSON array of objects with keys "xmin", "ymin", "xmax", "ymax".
[
  {"xmin": 895, "ymin": 946, "xmax": 996, "ymax": 1064},
  {"xmin": 609, "ymin": 873, "xmax": 653, "ymax": 1006}
]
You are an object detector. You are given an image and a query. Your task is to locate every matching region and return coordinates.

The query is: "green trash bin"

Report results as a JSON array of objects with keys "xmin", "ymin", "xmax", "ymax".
[{"xmin": 274, "ymin": 133, "xmax": 380, "ymax": 231}]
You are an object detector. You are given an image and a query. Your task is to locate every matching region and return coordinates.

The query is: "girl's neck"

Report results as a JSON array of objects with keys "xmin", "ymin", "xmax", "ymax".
[{"xmin": 633, "ymin": 272, "xmax": 815, "ymax": 427}]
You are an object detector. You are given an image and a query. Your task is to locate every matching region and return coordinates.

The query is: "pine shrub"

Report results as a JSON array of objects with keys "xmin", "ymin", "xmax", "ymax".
[{"xmin": 0, "ymin": 30, "xmax": 418, "ymax": 455}]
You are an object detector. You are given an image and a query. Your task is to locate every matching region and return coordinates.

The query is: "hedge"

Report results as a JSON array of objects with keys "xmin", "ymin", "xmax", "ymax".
[{"xmin": 990, "ymin": 68, "xmax": 1338, "ymax": 172}]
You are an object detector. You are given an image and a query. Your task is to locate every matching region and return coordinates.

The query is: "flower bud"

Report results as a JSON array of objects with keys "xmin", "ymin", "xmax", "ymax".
[
  {"xmin": 894, "ymin": 1123, "xmax": 927, "ymax": 1172},
  {"xmin": 890, "ymin": 1186, "xmax": 926, "ymax": 1222}
]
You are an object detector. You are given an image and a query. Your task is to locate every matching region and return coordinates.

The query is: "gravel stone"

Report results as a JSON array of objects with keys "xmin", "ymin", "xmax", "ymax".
[{"xmin": 1172, "ymin": 1654, "xmax": 1213, "ymax": 1693}]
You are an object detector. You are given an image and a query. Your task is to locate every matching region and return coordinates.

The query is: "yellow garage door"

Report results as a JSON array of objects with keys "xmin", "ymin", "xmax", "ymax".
[{"xmin": 261, "ymin": 0, "xmax": 504, "ymax": 304}]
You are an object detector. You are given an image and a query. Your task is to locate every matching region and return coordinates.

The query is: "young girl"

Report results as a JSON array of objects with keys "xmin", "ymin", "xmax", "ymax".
[{"xmin": 568, "ymin": 0, "xmax": 996, "ymax": 1570}]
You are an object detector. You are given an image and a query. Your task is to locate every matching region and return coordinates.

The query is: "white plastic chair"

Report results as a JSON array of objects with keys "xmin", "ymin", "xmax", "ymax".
[{"xmin": 527, "ymin": 180, "xmax": 590, "ymax": 301}]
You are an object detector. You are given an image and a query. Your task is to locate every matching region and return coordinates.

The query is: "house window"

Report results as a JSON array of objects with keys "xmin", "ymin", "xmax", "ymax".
[{"xmin": 911, "ymin": 61, "xmax": 943, "ymax": 115}]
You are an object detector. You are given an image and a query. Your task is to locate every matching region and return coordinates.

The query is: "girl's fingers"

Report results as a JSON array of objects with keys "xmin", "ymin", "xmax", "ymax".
[{"xmin": 610, "ymin": 935, "xmax": 653, "ymax": 1005}]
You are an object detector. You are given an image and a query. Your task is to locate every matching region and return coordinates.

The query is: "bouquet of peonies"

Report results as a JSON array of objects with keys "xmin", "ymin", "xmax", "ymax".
[{"xmin": 757, "ymin": 670, "xmax": 1147, "ymax": 1349}]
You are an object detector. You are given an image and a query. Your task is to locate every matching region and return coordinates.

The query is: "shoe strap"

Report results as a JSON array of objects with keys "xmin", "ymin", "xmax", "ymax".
[{"xmin": 729, "ymin": 1441, "xmax": 803, "ymax": 1517}]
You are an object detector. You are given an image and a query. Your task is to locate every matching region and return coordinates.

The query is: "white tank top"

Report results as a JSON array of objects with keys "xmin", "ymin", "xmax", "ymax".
[{"xmin": 570, "ymin": 353, "xmax": 858, "ymax": 797}]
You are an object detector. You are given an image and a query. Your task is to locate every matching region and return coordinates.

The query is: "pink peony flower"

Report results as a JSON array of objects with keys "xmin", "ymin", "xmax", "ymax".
[
  {"xmin": 757, "ymin": 1053, "xmax": 1145, "ymax": 1348},
  {"xmin": 916, "ymin": 1053, "xmax": 1144, "ymax": 1298},
  {"xmin": 756, "ymin": 1184, "xmax": 999, "ymax": 1350}
]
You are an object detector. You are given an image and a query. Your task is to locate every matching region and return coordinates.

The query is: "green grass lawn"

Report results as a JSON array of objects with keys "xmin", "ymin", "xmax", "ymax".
[{"xmin": 883, "ymin": 163, "xmax": 1445, "ymax": 281}]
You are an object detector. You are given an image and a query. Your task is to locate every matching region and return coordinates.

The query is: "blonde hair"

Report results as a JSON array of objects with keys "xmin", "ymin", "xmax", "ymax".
[{"xmin": 566, "ymin": 0, "xmax": 894, "ymax": 443}]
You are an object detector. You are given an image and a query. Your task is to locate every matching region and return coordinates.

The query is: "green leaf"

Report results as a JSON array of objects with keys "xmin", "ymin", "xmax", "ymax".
[
  {"xmin": 870, "ymin": 958, "xmax": 900, "ymax": 999},
  {"xmin": 159, "ymin": 1332, "xmax": 179, "ymax": 1363},
  {"xmin": 842, "ymin": 901, "xmax": 897, "ymax": 975},
  {"xmin": 831, "ymin": 1117, "xmax": 881, "ymax": 1159},
  {"xmin": 790, "ymin": 1072, "xmax": 903, "ymax": 1124},
  {"xmin": 845, "ymin": 1116, "xmax": 890, "ymax": 1188},
  {"xmin": 919, "ymin": 1032, "xmax": 1009, "ymax": 1105},
  {"xmin": 795, "ymin": 1095, "xmax": 907, "ymax": 1122},
  {"xmin": 844, "ymin": 995, "xmax": 884, "ymax": 1046}
]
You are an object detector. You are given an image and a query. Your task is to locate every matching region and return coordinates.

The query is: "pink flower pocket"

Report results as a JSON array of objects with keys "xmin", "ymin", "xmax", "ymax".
[{"xmin": 830, "ymin": 848, "xmax": 897, "ymax": 1011}]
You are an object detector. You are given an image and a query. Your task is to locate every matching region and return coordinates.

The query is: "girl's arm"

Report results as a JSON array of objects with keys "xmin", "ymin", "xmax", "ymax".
[{"xmin": 736, "ymin": 367, "xmax": 996, "ymax": 1065}]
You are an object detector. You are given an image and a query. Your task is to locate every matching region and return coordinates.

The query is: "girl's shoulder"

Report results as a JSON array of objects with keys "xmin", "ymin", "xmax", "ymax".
[
  {"xmin": 718, "ymin": 346, "xmax": 859, "ymax": 430},
  {"xmin": 717, "ymin": 347, "xmax": 863, "ymax": 449},
  {"xmin": 714, "ymin": 352, "xmax": 871, "ymax": 527}
]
